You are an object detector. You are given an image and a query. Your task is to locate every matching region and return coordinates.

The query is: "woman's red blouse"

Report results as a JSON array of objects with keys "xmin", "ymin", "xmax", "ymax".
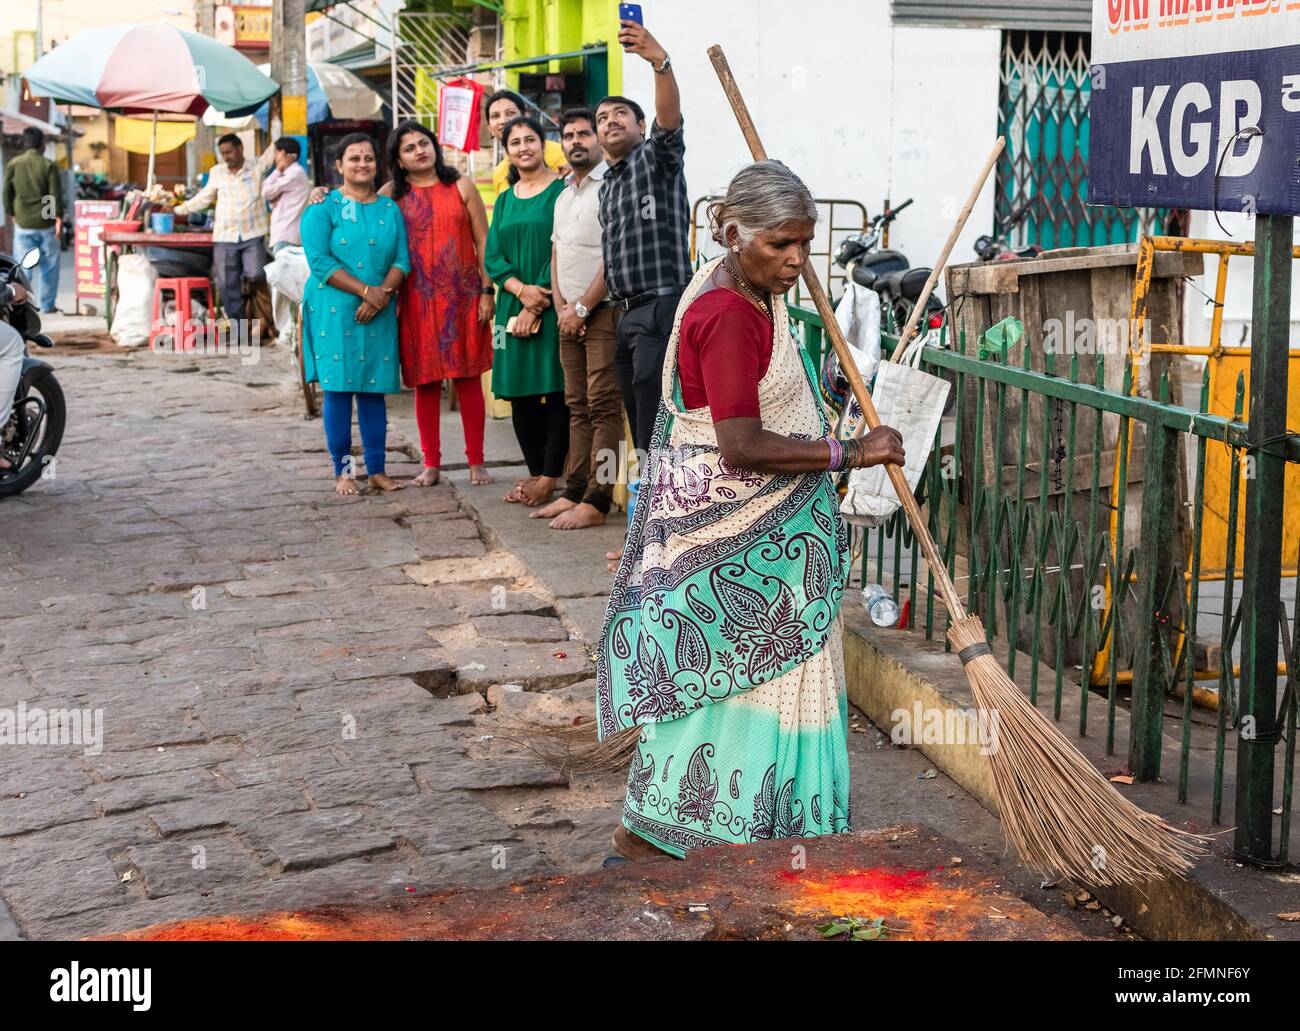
[{"xmin": 677, "ymin": 288, "xmax": 773, "ymax": 421}]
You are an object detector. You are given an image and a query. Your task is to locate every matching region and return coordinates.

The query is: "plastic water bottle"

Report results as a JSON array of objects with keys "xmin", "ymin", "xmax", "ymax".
[
  {"xmin": 626, "ymin": 479, "xmax": 640, "ymax": 529},
  {"xmin": 861, "ymin": 583, "xmax": 900, "ymax": 628}
]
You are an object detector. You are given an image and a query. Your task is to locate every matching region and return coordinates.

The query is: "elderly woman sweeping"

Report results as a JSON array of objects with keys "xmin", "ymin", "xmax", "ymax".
[{"xmin": 598, "ymin": 161, "xmax": 905, "ymax": 861}]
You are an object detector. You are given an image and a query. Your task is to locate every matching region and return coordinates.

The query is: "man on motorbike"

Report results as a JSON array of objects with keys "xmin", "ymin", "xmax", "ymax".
[{"xmin": 0, "ymin": 278, "xmax": 30, "ymax": 470}]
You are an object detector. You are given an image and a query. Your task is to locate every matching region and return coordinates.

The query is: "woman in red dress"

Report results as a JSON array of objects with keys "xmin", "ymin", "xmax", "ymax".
[{"xmin": 385, "ymin": 120, "xmax": 495, "ymax": 486}]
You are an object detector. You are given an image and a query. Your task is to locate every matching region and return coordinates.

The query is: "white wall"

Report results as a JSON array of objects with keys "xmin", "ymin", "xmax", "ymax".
[
  {"xmin": 620, "ymin": 0, "xmax": 1002, "ymax": 293},
  {"xmin": 1186, "ymin": 209, "xmax": 1300, "ymax": 351}
]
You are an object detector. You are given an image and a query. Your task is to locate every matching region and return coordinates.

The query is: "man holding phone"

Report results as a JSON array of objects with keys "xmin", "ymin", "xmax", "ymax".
[{"xmin": 596, "ymin": 13, "xmax": 691, "ymax": 458}]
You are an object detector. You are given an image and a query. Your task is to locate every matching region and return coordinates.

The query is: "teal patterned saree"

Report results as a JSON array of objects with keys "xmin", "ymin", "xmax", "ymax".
[{"xmin": 596, "ymin": 259, "xmax": 853, "ymax": 857}]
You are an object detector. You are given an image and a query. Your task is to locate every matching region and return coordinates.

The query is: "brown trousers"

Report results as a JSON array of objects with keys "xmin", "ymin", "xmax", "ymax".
[{"xmin": 559, "ymin": 306, "xmax": 622, "ymax": 514}]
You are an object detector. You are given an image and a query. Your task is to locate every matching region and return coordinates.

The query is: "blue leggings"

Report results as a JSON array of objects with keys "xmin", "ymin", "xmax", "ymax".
[{"xmin": 322, "ymin": 390, "xmax": 388, "ymax": 477}]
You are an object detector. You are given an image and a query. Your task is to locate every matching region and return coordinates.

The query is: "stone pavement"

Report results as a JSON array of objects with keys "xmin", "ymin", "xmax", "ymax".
[
  {"xmin": 0, "ymin": 338, "xmax": 1120, "ymax": 940},
  {"xmin": 0, "ymin": 341, "xmax": 628, "ymax": 940}
]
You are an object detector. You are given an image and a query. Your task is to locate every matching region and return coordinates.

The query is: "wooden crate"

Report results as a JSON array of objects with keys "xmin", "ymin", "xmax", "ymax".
[{"xmin": 943, "ymin": 244, "xmax": 1204, "ymax": 668}]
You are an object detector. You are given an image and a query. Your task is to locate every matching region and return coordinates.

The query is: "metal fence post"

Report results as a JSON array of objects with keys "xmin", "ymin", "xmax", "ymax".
[
  {"xmin": 1236, "ymin": 212, "xmax": 1293, "ymax": 864},
  {"xmin": 1130, "ymin": 413, "xmax": 1180, "ymax": 779}
]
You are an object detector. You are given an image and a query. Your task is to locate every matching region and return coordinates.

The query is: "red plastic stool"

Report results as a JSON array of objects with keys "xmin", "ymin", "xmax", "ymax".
[{"xmin": 149, "ymin": 277, "xmax": 213, "ymax": 353}]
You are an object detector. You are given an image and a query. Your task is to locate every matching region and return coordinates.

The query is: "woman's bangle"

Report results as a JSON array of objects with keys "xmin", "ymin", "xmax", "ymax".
[
  {"xmin": 840, "ymin": 437, "xmax": 863, "ymax": 471},
  {"xmin": 824, "ymin": 435, "xmax": 843, "ymax": 472}
]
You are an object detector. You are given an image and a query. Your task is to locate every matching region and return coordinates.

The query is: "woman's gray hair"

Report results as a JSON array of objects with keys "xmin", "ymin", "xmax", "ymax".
[{"xmin": 707, "ymin": 160, "xmax": 818, "ymax": 248}]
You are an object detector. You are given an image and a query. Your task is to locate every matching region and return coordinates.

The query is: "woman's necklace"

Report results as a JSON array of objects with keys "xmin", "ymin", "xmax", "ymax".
[{"xmin": 723, "ymin": 256, "xmax": 772, "ymax": 319}]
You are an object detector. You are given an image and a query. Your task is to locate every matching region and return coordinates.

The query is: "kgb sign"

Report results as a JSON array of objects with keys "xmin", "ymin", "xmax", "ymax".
[{"xmin": 1088, "ymin": 1, "xmax": 1300, "ymax": 216}]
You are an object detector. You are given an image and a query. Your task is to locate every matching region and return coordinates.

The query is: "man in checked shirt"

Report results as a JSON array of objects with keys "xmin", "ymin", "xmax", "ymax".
[{"xmin": 596, "ymin": 18, "xmax": 690, "ymax": 459}]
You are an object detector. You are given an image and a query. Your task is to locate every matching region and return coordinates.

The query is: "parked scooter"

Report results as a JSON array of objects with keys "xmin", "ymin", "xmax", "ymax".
[
  {"xmin": 0, "ymin": 248, "xmax": 65, "ymax": 496},
  {"xmin": 834, "ymin": 199, "xmax": 945, "ymax": 336}
]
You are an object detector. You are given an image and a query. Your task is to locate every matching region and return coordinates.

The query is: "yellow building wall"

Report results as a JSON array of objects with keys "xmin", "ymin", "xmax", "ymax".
[
  {"xmin": 71, "ymin": 113, "xmax": 112, "ymax": 175},
  {"xmin": 501, "ymin": 0, "xmax": 623, "ymax": 96}
]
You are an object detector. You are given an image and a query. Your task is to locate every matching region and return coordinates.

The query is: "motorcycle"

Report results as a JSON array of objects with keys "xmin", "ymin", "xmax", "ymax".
[
  {"xmin": 0, "ymin": 248, "xmax": 65, "ymax": 496},
  {"xmin": 833, "ymin": 199, "xmax": 945, "ymax": 336},
  {"xmin": 973, "ymin": 202, "xmax": 1043, "ymax": 263}
]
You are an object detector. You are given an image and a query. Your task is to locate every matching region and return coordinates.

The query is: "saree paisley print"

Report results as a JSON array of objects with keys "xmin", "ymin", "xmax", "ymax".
[{"xmin": 597, "ymin": 256, "xmax": 853, "ymax": 857}]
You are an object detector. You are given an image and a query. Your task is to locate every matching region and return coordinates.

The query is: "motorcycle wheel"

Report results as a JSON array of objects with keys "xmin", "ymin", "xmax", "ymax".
[{"xmin": 0, "ymin": 373, "xmax": 66, "ymax": 497}]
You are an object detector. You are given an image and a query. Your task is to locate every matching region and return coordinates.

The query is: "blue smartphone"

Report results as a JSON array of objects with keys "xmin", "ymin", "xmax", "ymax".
[{"xmin": 619, "ymin": 4, "xmax": 643, "ymax": 26}]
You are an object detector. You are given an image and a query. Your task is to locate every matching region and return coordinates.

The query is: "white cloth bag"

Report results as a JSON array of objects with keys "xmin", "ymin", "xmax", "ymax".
[
  {"xmin": 832, "ymin": 280, "xmax": 882, "ymax": 387},
  {"xmin": 266, "ymin": 246, "xmax": 309, "ymax": 345},
  {"xmin": 839, "ymin": 331, "xmax": 950, "ymax": 528},
  {"xmin": 109, "ymin": 253, "xmax": 158, "ymax": 348}
]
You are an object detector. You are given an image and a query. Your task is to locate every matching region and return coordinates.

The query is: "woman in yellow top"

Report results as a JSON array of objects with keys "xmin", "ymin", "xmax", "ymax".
[{"xmin": 486, "ymin": 90, "xmax": 568, "ymax": 193}]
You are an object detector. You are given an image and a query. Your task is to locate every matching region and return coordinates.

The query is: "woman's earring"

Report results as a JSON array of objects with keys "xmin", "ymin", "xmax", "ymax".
[{"xmin": 731, "ymin": 245, "xmax": 740, "ymax": 253}]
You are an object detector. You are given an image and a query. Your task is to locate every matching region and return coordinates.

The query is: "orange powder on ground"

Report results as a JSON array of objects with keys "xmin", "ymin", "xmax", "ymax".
[{"xmin": 778, "ymin": 867, "xmax": 973, "ymax": 933}]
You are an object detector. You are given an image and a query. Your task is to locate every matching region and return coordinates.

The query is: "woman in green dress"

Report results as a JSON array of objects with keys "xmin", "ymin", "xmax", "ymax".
[
  {"xmin": 484, "ymin": 115, "xmax": 569, "ymax": 508},
  {"xmin": 300, "ymin": 133, "xmax": 410, "ymax": 496}
]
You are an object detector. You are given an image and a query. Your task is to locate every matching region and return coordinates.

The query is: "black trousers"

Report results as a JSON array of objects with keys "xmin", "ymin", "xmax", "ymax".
[
  {"xmin": 613, "ymin": 291, "xmax": 682, "ymax": 456},
  {"xmin": 510, "ymin": 391, "xmax": 569, "ymax": 478}
]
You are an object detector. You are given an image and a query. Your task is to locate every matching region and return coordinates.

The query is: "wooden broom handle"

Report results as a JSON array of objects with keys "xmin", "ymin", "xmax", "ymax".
[
  {"xmin": 889, "ymin": 137, "xmax": 1004, "ymax": 361},
  {"xmin": 707, "ymin": 44, "xmax": 966, "ymax": 620}
]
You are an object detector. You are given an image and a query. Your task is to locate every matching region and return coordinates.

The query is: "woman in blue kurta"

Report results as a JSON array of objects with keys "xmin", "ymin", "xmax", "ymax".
[{"xmin": 301, "ymin": 132, "xmax": 411, "ymax": 495}]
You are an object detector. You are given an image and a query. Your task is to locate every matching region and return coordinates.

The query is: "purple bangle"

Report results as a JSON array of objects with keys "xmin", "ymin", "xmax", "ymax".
[{"xmin": 824, "ymin": 435, "xmax": 843, "ymax": 471}]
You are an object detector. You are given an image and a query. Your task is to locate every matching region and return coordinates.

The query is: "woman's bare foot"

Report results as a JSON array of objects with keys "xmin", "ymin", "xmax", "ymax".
[
  {"xmin": 369, "ymin": 473, "xmax": 405, "ymax": 492},
  {"xmin": 503, "ymin": 476, "xmax": 538, "ymax": 503},
  {"xmin": 335, "ymin": 475, "xmax": 359, "ymax": 496},
  {"xmin": 411, "ymin": 467, "xmax": 441, "ymax": 487},
  {"xmin": 606, "ymin": 549, "xmax": 622, "ymax": 573},
  {"xmin": 520, "ymin": 475, "xmax": 556, "ymax": 507},
  {"xmin": 469, "ymin": 464, "xmax": 494, "ymax": 485},
  {"xmin": 551, "ymin": 502, "xmax": 606, "ymax": 530},
  {"xmin": 612, "ymin": 825, "xmax": 675, "ymax": 862},
  {"xmin": 530, "ymin": 496, "xmax": 575, "ymax": 520}
]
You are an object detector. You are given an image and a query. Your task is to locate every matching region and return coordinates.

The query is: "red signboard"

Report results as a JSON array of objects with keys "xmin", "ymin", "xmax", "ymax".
[{"xmin": 75, "ymin": 200, "xmax": 121, "ymax": 304}]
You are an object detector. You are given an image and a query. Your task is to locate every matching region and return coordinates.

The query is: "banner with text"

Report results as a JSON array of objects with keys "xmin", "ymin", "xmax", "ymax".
[
  {"xmin": 437, "ymin": 78, "xmax": 484, "ymax": 153},
  {"xmin": 1089, "ymin": 1, "xmax": 1300, "ymax": 216}
]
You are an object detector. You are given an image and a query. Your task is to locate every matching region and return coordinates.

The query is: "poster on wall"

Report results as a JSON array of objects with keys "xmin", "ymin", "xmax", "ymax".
[
  {"xmin": 1088, "ymin": 0, "xmax": 1300, "ymax": 216},
  {"xmin": 437, "ymin": 78, "xmax": 484, "ymax": 153},
  {"xmin": 74, "ymin": 200, "xmax": 120, "ymax": 310}
]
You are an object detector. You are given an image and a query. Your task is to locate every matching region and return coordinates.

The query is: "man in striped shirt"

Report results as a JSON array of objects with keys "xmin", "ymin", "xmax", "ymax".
[{"xmin": 175, "ymin": 133, "xmax": 273, "ymax": 322}]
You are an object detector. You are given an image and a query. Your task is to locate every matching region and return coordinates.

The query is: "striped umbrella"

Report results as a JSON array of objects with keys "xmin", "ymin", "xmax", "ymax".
[
  {"xmin": 24, "ymin": 22, "xmax": 278, "ymax": 186},
  {"xmin": 203, "ymin": 62, "xmax": 382, "ymax": 130}
]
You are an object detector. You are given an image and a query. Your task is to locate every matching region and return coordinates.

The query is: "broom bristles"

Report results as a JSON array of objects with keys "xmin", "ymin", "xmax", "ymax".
[
  {"xmin": 947, "ymin": 615, "xmax": 1208, "ymax": 886},
  {"xmin": 497, "ymin": 717, "xmax": 641, "ymax": 776}
]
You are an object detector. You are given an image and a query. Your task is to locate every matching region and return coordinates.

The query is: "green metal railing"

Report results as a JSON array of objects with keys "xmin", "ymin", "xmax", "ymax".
[{"xmin": 788, "ymin": 303, "xmax": 1298, "ymax": 865}]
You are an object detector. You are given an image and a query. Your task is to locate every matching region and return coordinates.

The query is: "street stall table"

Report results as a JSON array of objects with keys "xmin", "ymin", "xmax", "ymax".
[{"xmin": 100, "ymin": 230, "xmax": 214, "ymax": 328}]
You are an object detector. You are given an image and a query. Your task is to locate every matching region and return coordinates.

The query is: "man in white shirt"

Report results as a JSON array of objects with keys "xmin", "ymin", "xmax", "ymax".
[{"xmin": 532, "ymin": 108, "xmax": 620, "ymax": 530}]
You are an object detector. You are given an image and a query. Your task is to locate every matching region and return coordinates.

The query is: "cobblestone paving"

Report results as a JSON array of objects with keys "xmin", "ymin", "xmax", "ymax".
[{"xmin": 0, "ymin": 346, "xmax": 624, "ymax": 940}]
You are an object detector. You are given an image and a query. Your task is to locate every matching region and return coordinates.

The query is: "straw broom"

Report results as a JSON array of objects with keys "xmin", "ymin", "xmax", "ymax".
[{"xmin": 707, "ymin": 44, "xmax": 1204, "ymax": 886}]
